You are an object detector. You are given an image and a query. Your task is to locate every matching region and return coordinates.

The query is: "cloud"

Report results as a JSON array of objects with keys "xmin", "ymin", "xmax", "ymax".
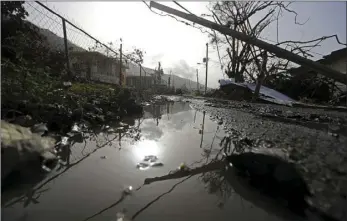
[
  {"xmin": 167, "ymin": 60, "xmax": 196, "ymax": 79},
  {"xmin": 148, "ymin": 53, "xmax": 165, "ymax": 66}
]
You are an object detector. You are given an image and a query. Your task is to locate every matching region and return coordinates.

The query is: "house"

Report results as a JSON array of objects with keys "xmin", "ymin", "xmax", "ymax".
[
  {"xmin": 70, "ymin": 51, "xmax": 128, "ymax": 85},
  {"xmin": 289, "ymin": 47, "xmax": 347, "ymax": 94}
]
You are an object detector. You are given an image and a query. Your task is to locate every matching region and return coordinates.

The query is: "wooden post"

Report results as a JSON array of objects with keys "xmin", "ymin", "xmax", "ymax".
[
  {"xmin": 62, "ymin": 18, "xmax": 71, "ymax": 77},
  {"xmin": 119, "ymin": 43, "xmax": 122, "ymax": 85},
  {"xmin": 149, "ymin": 1, "xmax": 346, "ymax": 84},
  {"xmin": 205, "ymin": 43, "xmax": 208, "ymax": 95}
]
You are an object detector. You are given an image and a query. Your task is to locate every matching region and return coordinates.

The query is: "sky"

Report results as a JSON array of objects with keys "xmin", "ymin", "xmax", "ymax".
[{"xmin": 27, "ymin": 1, "xmax": 346, "ymax": 88}]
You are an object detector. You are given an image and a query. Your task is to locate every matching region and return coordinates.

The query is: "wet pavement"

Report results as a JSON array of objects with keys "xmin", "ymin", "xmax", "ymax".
[{"xmin": 1, "ymin": 98, "xmax": 343, "ymax": 221}]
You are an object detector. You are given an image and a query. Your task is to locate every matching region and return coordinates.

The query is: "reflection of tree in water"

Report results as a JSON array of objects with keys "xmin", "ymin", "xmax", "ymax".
[{"xmin": 3, "ymin": 119, "xmax": 145, "ymax": 209}]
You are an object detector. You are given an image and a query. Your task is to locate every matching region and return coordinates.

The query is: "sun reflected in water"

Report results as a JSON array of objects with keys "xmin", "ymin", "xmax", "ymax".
[{"xmin": 133, "ymin": 140, "xmax": 160, "ymax": 161}]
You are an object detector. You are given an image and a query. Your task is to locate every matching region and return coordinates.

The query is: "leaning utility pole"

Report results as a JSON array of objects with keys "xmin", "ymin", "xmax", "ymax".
[
  {"xmin": 149, "ymin": 1, "xmax": 346, "ymax": 84},
  {"xmin": 196, "ymin": 69, "xmax": 199, "ymax": 92},
  {"xmin": 119, "ymin": 43, "xmax": 123, "ymax": 85},
  {"xmin": 205, "ymin": 43, "xmax": 208, "ymax": 95}
]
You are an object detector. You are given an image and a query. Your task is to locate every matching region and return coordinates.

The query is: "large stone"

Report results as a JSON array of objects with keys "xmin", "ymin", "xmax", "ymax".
[
  {"xmin": 225, "ymin": 152, "xmax": 312, "ymax": 213},
  {"xmin": 1, "ymin": 121, "xmax": 57, "ymax": 183}
]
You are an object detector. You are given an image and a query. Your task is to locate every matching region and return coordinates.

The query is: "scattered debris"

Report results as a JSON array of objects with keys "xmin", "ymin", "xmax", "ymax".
[
  {"xmin": 122, "ymin": 186, "xmax": 133, "ymax": 195},
  {"xmin": 136, "ymin": 162, "xmax": 150, "ymax": 170},
  {"xmin": 150, "ymin": 162, "xmax": 164, "ymax": 167},
  {"xmin": 144, "ymin": 155, "xmax": 158, "ymax": 162}
]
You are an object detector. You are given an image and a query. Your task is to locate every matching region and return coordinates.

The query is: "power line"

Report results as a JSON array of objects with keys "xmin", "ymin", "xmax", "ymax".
[
  {"xmin": 258, "ymin": 36, "xmax": 325, "ymax": 57},
  {"xmin": 173, "ymin": 1, "xmax": 193, "ymax": 15},
  {"xmin": 142, "ymin": 1, "xmax": 212, "ymax": 35}
]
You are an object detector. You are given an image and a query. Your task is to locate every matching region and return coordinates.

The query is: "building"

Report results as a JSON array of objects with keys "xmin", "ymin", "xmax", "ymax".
[
  {"xmin": 125, "ymin": 62, "xmax": 157, "ymax": 89},
  {"xmin": 289, "ymin": 47, "xmax": 347, "ymax": 93},
  {"xmin": 70, "ymin": 51, "xmax": 128, "ymax": 85}
]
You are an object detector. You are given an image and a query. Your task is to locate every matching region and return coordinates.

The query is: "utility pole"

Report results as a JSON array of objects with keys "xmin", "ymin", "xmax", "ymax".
[
  {"xmin": 205, "ymin": 43, "xmax": 208, "ymax": 95},
  {"xmin": 196, "ymin": 69, "xmax": 199, "ymax": 92},
  {"xmin": 139, "ymin": 63, "xmax": 142, "ymax": 90},
  {"xmin": 150, "ymin": 1, "xmax": 346, "ymax": 84},
  {"xmin": 119, "ymin": 43, "xmax": 122, "ymax": 86}
]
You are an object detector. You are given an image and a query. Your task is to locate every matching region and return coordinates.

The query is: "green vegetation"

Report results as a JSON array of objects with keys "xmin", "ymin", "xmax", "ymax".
[{"xmin": 1, "ymin": 1, "xmax": 143, "ymax": 133}]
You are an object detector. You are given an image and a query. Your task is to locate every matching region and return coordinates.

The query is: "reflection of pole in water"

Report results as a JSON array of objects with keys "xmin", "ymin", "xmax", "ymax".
[
  {"xmin": 119, "ymin": 131, "xmax": 122, "ymax": 148},
  {"xmin": 193, "ymin": 110, "xmax": 197, "ymax": 123},
  {"xmin": 166, "ymin": 103, "xmax": 170, "ymax": 120},
  {"xmin": 200, "ymin": 111, "xmax": 206, "ymax": 148}
]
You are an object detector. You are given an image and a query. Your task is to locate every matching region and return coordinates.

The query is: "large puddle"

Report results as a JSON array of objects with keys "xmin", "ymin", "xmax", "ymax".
[{"xmin": 2, "ymin": 101, "xmax": 307, "ymax": 221}]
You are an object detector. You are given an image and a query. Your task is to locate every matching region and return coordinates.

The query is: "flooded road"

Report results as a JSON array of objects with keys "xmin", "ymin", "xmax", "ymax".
[{"xmin": 2, "ymin": 101, "xmax": 308, "ymax": 221}]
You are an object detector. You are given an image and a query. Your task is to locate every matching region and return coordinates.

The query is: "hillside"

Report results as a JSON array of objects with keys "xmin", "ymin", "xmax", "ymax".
[
  {"xmin": 38, "ymin": 28, "xmax": 85, "ymax": 52},
  {"xmin": 27, "ymin": 20, "xmax": 211, "ymax": 92}
]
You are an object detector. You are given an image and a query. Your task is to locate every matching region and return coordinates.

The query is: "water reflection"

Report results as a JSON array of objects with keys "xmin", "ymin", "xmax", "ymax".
[
  {"xmin": 132, "ymin": 140, "xmax": 160, "ymax": 161},
  {"xmin": 2, "ymin": 99, "xmax": 308, "ymax": 221},
  {"xmin": 200, "ymin": 111, "xmax": 206, "ymax": 148},
  {"xmin": 142, "ymin": 161, "xmax": 305, "ymax": 221}
]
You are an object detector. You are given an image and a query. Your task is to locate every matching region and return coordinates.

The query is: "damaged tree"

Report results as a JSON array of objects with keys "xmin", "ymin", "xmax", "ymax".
[
  {"xmin": 205, "ymin": 1, "xmax": 346, "ymax": 100},
  {"xmin": 149, "ymin": 1, "xmax": 346, "ymax": 103}
]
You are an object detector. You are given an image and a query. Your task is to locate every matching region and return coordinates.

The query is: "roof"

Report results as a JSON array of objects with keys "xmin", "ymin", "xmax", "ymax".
[
  {"xmin": 219, "ymin": 79, "xmax": 295, "ymax": 103},
  {"xmin": 289, "ymin": 47, "xmax": 347, "ymax": 75},
  {"xmin": 323, "ymin": 47, "xmax": 347, "ymax": 61}
]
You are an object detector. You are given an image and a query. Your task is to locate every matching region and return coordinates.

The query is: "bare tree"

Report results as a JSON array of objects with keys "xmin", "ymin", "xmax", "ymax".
[{"xmin": 205, "ymin": 1, "xmax": 346, "ymax": 99}]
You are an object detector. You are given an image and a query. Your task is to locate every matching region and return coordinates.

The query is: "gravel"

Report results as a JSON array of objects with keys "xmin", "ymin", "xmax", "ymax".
[{"xmin": 187, "ymin": 98, "xmax": 347, "ymax": 221}]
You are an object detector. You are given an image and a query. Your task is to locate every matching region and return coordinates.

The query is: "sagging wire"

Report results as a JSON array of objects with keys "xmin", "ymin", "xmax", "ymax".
[
  {"xmin": 170, "ymin": 1, "xmax": 225, "ymax": 75},
  {"xmin": 173, "ymin": 1, "xmax": 193, "ymax": 15},
  {"xmin": 142, "ymin": 1, "xmax": 212, "ymax": 35}
]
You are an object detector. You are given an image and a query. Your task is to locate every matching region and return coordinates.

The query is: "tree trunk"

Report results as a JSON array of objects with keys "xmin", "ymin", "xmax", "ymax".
[
  {"xmin": 253, "ymin": 72, "xmax": 265, "ymax": 101},
  {"xmin": 253, "ymin": 52, "xmax": 268, "ymax": 101}
]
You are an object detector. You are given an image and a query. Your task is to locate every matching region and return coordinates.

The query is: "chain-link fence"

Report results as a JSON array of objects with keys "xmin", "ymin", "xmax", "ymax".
[{"xmin": 23, "ymin": 2, "xmax": 125, "ymax": 85}]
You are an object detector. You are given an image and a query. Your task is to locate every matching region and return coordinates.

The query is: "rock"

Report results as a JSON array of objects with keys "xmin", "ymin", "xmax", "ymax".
[
  {"xmin": 225, "ymin": 152, "xmax": 312, "ymax": 211},
  {"xmin": 1, "ymin": 121, "xmax": 57, "ymax": 182},
  {"xmin": 71, "ymin": 108, "xmax": 83, "ymax": 121}
]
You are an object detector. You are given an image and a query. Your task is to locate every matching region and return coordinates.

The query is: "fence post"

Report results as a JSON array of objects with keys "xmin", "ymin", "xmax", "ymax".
[{"xmin": 62, "ymin": 18, "xmax": 71, "ymax": 77}]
